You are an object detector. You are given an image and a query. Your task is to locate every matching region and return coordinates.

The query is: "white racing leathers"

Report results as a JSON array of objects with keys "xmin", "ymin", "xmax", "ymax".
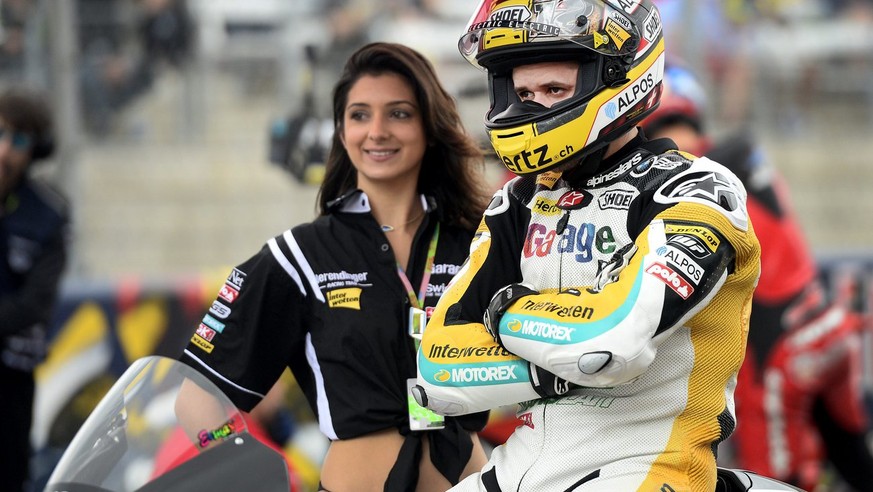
[{"xmin": 416, "ymin": 141, "xmax": 761, "ymax": 491}]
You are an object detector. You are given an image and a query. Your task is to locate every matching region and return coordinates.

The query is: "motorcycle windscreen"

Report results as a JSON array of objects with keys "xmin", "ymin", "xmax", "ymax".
[{"xmin": 44, "ymin": 356, "xmax": 291, "ymax": 492}]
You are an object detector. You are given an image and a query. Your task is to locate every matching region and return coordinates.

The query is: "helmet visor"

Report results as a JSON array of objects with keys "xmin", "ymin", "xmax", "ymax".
[{"xmin": 459, "ymin": 0, "xmax": 644, "ymax": 67}]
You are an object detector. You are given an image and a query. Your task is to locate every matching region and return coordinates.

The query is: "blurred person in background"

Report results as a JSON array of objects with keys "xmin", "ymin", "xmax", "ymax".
[
  {"xmin": 653, "ymin": 0, "xmax": 757, "ymax": 128},
  {"xmin": 79, "ymin": 0, "xmax": 194, "ymax": 137},
  {"xmin": 823, "ymin": 0, "xmax": 873, "ymax": 18},
  {"xmin": 178, "ymin": 42, "xmax": 492, "ymax": 492},
  {"xmin": 0, "ymin": 85, "xmax": 70, "ymax": 492},
  {"xmin": 0, "ymin": 0, "xmax": 33, "ymax": 78},
  {"xmin": 305, "ymin": 0, "xmax": 377, "ymax": 111},
  {"xmin": 137, "ymin": 0, "xmax": 194, "ymax": 69},
  {"xmin": 641, "ymin": 62, "xmax": 873, "ymax": 491}
]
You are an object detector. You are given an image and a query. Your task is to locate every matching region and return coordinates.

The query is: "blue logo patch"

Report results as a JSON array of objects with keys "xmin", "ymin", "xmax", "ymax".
[{"xmin": 202, "ymin": 314, "xmax": 226, "ymax": 333}]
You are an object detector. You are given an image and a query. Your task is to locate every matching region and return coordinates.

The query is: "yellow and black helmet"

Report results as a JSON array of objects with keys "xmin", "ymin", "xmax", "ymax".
[{"xmin": 460, "ymin": 0, "xmax": 666, "ymax": 175}]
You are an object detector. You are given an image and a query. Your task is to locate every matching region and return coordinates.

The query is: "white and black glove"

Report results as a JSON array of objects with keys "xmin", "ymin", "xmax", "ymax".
[
  {"xmin": 529, "ymin": 362, "xmax": 575, "ymax": 398},
  {"xmin": 483, "ymin": 283, "xmax": 538, "ymax": 344}
]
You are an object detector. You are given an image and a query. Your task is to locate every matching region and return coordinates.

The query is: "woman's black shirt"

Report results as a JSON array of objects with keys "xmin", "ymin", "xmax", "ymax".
[{"xmin": 180, "ymin": 190, "xmax": 488, "ymax": 441}]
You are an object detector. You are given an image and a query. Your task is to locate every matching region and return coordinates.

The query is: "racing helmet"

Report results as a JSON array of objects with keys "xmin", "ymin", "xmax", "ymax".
[
  {"xmin": 460, "ymin": 0, "xmax": 666, "ymax": 175},
  {"xmin": 640, "ymin": 61, "xmax": 708, "ymax": 136}
]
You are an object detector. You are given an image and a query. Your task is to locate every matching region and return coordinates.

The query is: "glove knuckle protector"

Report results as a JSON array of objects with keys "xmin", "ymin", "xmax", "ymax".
[{"xmin": 484, "ymin": 283, "xmax": 538, "ymax": 341}]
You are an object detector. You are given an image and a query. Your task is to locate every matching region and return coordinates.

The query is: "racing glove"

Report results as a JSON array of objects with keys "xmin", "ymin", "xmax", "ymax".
[
  {"xmin": 483, "ymin": 283, "xmax": 538, "ymax": 344},
  {"xmin": 529, "ymin": 362, "xmax": 574, "ymax": 398},
  {"xmin": 483, "ymin": 283, "xmax": 576, "ymax": 398}
]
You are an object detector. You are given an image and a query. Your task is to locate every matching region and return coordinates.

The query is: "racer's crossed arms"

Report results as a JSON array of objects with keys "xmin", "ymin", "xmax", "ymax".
[{"xmin": 415, "ymin": 156, "xmax": 760, "ymax": 417}]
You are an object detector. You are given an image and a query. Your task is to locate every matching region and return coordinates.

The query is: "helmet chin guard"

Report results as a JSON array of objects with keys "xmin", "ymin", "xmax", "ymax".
[{"xmin": 460, "ymin": 0, "xmax": 666, "ymax": 176}]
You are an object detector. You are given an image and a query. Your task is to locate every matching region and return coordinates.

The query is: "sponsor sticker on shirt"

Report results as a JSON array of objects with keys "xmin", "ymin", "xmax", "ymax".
[
  {"xmin": 535, "ymin": 171, "xmax": 561, "ymax": 189},
  {"xmin": 431, "ymin": 263, "xmax": 461, "ymax": 276},
  {"xmin": 317, "ymin": 270, "xmax": 371, "ymax": 290},
  {"xmin": 656, "ymin": 245, "xmax": 704, "ymax": 285},
  {"xmin": 506, "ymin": 319, "xmax": 576, "ymax": 343},
  {"xmin": 201, "ymin": 314, "xmax": 225, "ymax": 333},
  {"xmin": 519, "ymin": 412, "xmax": 535, "ymax": 429},
  {"xmin": 218, "ymin": 284, "xmax": 239, "ymax": 304},
  {"xmin": 196, "ymin": 323, "xmax": 217, "ymax": 342},
  {"xmin": 434, "ymin": 364, "xmax": 520, "ymax": 384},
  {"xmin": 327, "ymin": 287, "xmax": 362, "ymax": 310},
  {"xmin": 209, "ymin": 300, "xmax": 231, "ymax": 319},
  {"xmin": 557, "ymin": 190, "xmax": 593, "ymax": 210},
  {"xmin": 587, "ymin": 153, "xmax": 643, "ymax": 187},
  {"xmin": 191, "ymin": 333, "xmax": 214, "ymax": 353},
  {"xmin": 664, "ymin": 224, "xmax": 720, "ymax": 252},
  {"xmin": 532, "ymin": 197, "xmax": 563, "ymax": 216},
  {"xmin": 598, "ymin": 189, "xmax": 635, "ymax": 210},
  {"xmin": 666, "ymin": 234, "xmax": 711, "ymax": 259},
  {"xmin": 646, "ymin": 261, "xmax": 694, "ymax": 299},
  {"xmin": 226, "ymin": 268, "xmax": 247, "ymax": 290}
]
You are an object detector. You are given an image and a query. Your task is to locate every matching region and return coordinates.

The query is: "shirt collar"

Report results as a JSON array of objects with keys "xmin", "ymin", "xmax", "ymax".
[{"xmin": 328, "ymin": 189, "xmax": 434, "ymax": 215}]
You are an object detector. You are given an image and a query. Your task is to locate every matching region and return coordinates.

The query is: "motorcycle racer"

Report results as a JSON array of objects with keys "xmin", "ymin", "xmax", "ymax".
[{"xmin": 413, "ymin": 0, "xmax": 761, "ymax": 490}]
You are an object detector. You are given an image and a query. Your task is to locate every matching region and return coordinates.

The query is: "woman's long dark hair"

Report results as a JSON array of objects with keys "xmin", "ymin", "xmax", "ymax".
[{"xmin": 316, "ymin": 42, "xmax": 489, "ymax": 230}]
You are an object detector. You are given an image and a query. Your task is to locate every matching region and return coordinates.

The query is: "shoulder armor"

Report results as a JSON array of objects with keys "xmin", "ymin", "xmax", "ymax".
[
  {"xmin": 487, "ymin": 175, "xmax": 538, "ymax": 217},
  {"xmin": 653, "ymin": 156, "xmax": 749, "ymax": 231}
]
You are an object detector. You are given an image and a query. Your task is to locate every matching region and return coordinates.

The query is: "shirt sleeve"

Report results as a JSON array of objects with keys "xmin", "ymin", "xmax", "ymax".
[{"xmin": 180, "ymin": 235, "xmax": 308, "ymax": 411}]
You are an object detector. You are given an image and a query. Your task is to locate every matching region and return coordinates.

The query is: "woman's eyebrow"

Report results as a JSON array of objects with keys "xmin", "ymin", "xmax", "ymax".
[{"xmin": 347, "ymin": 100, "xmax": 417, "ymax": 109}]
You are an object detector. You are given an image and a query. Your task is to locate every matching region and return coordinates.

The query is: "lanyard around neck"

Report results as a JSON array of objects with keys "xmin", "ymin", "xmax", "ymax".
[{"xmin": 396, "ymin": 222, "xmax": 440, "ymax": 309}]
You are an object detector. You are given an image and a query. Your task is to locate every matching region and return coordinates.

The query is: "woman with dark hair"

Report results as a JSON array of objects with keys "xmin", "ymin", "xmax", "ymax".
[
  {"xmin": 179, "ymin": 42, "xmax": 491, "ymax": 491},
  {"xmin": 318, "ymin": 41, "xmax": 487, "ymax": 230}
]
